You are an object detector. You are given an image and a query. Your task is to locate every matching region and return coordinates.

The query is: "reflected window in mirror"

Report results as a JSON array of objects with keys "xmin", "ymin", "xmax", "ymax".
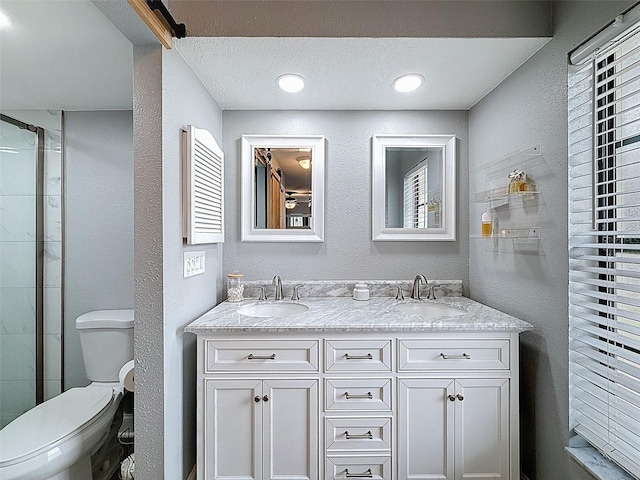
[
  {"xmin": 372, "ymin": 135, "xmax": 456, "ymax": 241},
  {"xmin": 242, "ymin": 135, "xmax": 325, "ymax": 242}
]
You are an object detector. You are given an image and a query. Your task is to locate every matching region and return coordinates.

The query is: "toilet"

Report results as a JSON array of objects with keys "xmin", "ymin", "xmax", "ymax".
[{"xmin": 0, "ymin": 309, "xmax": 134, "ymax": 480}]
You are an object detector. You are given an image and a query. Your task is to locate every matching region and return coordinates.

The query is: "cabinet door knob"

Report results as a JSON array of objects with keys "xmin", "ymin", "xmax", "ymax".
[
  {"xmin": 448, "ymin": 394, "xmax": 456, "ymax": 402},
  {"xmin": 457, "ymin": 394, "xmax": 464, "ymax": 401},
  {"xmin": 262, "ymin": 395, "xmax": 269, "ymax": 402},
  {"xmin": 254, "ymin": 395, "xmax": 261, "ymax": 403}
]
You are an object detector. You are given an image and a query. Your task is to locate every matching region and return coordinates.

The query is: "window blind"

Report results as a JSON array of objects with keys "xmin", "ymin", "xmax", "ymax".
[
  {"xmin": 403, "ymin": 160, "xmax": 428, "ymax": 228},
  {"xmin": 569, "ymin": 21, "xmax": 640, "ymax": 478}
]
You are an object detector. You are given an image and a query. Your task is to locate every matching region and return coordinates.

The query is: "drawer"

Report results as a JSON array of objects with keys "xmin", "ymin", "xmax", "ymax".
[
  {"xmin": 325, "ymin": 417, "xmax": 392, "ymax": 453},
  {"xmin": 325, "ymin": 378, "xmax": 392, "ymax": 412},
  {"xmin": 325, "ymin": 455, "xmax": 391, "ymax": 480},
  {"xmin": 325, "ymin": 340, "xmax": 392, "ymax": 372},
  {"xmin": 398, "ymin": 338, "xmax": 510, "ymax": 371},
  {"xmin": 205, "ymin": 340, "xmax": 319, "ymax": 372}
]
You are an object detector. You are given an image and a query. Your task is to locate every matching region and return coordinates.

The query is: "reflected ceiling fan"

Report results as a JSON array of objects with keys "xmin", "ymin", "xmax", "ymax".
[
  {"xmin": 284, "ymin": 191, "xmax": 297, "ymax": 209},
  {"xmin": 284, "ymin": 191, "xmax": 312, "ymax": 210}
]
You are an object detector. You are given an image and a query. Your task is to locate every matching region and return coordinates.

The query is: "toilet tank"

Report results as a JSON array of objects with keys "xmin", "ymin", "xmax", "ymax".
[{"xmin": 76, "ymin": 309, "xmax": 134, "ymax": 383}]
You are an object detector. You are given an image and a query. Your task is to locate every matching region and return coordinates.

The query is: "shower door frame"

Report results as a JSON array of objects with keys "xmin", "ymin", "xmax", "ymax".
[{"xmin": 0, "ymin": 113, "xmax": 45, "ymax": 404}]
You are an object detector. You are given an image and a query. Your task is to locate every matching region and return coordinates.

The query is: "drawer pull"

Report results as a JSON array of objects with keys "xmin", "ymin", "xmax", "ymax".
[
  {"xmin": 247, "ymin": 353, "xmax": 276, "ymax": 360},
  {"xmin": 345, "ymin": 430, "xmax": 373, "ymax": 439},
  {"xmin": 254, "ymin": 396, "xmax": 261, "ymax": 403},
  {"xmin": 457, "ymin": 394, "xmax": 464, "ymax": 401},
  {"xmin": 345, "ymin": 353, "xmax": 374, "ymax": 360},
  {"xmin": 345, "ymin": 468, "xmax": 373, "ymax": 478},
  {"xmin": 448, "ymin": 394, "xmax": 456, "ymax": 402},
  {"xmin": 345, "ymin": 391, "xmax": 373, "ymax": 399},
  {"xmin": 440, "ymin": 352, "xmax": 471, "ymax": 360}
]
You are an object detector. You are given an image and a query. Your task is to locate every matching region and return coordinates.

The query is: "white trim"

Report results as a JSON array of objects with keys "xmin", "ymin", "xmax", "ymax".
[
  {"xmin": 371, "ymin": 134, "xmax": 456, "ymax": 241},
  {"xmin": 241, "ymin": 135, "xmax": 325, "ymax": 242}
]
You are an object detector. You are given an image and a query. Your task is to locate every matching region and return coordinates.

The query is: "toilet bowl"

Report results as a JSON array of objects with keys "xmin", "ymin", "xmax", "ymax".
[
  {"xmin": 0, "ymin": 384, "xmax": 122, "ymax": 480},
  {"xmin": 0, "ymin": 309, "xmax": 133, "ymax": 480}
]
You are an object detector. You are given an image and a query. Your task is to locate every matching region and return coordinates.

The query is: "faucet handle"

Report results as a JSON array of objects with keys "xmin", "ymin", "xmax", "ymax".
[
  {"xmin": 249, "ymin": 286, "xmax": 267, "ymax": 301},
  {"xmin": 257, "ymin": 286, "xmax": 267, "ymax": 301},
  {"xmin": 427, "ymin": 285, "xmax": 437, "ymax": 300},
  {"xmin": 395, "ymin": 285, "xmax": 405, "ymax": 300},
  {"xmin": 291, "ymin": 284, "xmax": 304, "ymax": 301}
]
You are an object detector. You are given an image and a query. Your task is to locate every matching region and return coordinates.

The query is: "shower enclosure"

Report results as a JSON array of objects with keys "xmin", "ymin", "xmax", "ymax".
[{"xmin": 0, "ymin": 114, "xmax": 44, "ymax": 428}]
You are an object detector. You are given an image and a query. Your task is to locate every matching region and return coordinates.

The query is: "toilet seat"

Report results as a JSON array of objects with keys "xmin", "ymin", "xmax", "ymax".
[{"xmin": 0, "ymin": 385, "xmax": 114, "ymax": 468}]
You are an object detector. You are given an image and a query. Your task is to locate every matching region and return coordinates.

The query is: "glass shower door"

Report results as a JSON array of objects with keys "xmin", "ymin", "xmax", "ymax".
[{"xmin": 0, "ymin": 115, "xmax": 43, "ymax": 428}]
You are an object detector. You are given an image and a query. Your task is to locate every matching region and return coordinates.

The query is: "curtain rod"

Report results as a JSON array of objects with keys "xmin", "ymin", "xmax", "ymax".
[{"xmin": 569, "ymin": 1, "xmax": 640, "ymax": 65}]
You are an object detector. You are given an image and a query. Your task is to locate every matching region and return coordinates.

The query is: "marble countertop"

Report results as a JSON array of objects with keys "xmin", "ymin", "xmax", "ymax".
[{"xmin": 185, "ymin": 296, "xmax": 533, "ymax": 334}]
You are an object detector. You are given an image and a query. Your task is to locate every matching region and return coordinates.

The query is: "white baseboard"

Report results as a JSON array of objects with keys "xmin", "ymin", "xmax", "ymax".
[{"xmin": 186, "ymin": 465, "xmax": 196, "ymax": 480}]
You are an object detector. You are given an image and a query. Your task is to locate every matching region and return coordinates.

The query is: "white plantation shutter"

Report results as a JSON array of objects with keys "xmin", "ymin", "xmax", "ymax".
[
  {"xmin": 569, "ymin": 19, "xmax": 640, "ymax": 478},
  {"xmin": 403, "ymin": 160, "xmax": 427, "ymax": 228},
  {"xmin": 182, "ymin": 125, "xmax": 224, "ymax": 244}
]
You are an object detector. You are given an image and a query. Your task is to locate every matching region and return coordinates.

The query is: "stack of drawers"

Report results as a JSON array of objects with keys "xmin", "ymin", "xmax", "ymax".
[{"xmin": 324, "ymin": 340, "xmax": 393, "ymax": 479}]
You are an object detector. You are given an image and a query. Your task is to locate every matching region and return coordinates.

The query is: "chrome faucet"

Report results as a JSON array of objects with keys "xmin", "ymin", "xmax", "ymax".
[
  {"xmin": 272, "ymin": 275, "xmax": 284, "ymax": 300},
  {"xmin": 410, "ymin": 274, "xmax": 428, "ymax": 300}
]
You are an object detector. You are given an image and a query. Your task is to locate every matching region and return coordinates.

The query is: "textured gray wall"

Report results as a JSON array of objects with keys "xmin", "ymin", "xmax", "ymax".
[
  {"xmin": 222, "ymin": 110, "xmax": 469, "ymax": 287},
  {"xmin": 133, "ymin": 45, "xmax": 165, "ymax": 480},
  {"xmin": 467, "ymin": 2, "xmax": 635, "ymax": 479},
  {"xmin": 161, "ymin": 48, "xmax": 224, "ymax": 479},
  {"xmin": 133, "ymin": 46, "xmax": 224, "ymax": 480},
  {"xmin": 63, "ymin": 110, "xmax": 133, "ymax": 388}
]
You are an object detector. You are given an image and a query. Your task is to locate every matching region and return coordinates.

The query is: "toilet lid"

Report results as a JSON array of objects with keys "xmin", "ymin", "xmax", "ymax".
[{"xmin": 0, "ymin": 386, "xmax": 113, "ymax": 465}]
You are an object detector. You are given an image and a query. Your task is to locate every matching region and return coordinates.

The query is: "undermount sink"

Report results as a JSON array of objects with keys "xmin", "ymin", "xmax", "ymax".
[
  {"xmin": 237, "ymin": 302, "xmax": 309, "ymax": 318},
  {"xmin": 396, "ymin": 302, "xmax": 467, "ymax": 317}
]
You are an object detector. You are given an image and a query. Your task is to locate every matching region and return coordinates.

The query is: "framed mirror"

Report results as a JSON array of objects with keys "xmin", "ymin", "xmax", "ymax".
[
  {"xmin": 241, "ymin": 135, "xmax": 325, "ymax": 242},
  {"xmin": 372, "ymin": 134, "xmax": 456, "ymax": 241}
]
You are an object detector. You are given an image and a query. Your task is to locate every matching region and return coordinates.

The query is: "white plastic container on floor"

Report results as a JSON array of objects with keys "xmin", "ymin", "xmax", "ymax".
[{"xmin": 120, "ymin": 453, "xmax": 134, "ymax": 480}]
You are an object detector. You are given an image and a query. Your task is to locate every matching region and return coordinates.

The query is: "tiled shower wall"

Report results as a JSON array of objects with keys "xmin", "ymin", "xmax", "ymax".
[
  {"xmin": 43, "ymin": 115, "xmax": 62, "ymax": 401},
  {"xmin": 0, "ymin": 110, "xmax": 62, "ymax": 427}
]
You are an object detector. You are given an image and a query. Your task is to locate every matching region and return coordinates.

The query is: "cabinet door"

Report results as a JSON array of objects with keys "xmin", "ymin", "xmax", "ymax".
[
  {"xmin": 262, "ymin": 379, "xmax": 319, "ymax": 480},
  {"xmin": 398, "ymin": 378, "xmax": 455, "ymax": 480},
  {"xmin": 454, "ymin": 378, "xmax": 510, "ymax": 480},
  {"xmin": 204, "ymin": 379, "xmax": 262, "ymax": 480}
]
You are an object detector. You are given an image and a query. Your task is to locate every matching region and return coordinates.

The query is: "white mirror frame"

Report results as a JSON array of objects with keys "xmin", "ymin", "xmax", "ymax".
[
  {"xmin": 241, "ymin": 135, "xmax": 325, "ymax": 242},
  {"xmin": 372, "ymin": 134, "xmax": 456, "ymax": 241}
]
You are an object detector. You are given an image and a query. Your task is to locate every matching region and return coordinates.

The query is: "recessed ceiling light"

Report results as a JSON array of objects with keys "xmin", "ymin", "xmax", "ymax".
[
  {"xmin": 0, "ymin": 9, "xmax": 12, "ymax": 29},
  {"xmin": 393, "ymin": 74, "xmax": 424, "ymax": 93},
  {"xmin": 277, "ymin": 74, "xmax": 305, "ymax": 93}
]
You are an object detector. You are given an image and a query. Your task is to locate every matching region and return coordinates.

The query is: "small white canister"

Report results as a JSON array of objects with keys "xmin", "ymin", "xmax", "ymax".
[{"xmin": 353, "ymin": 283, "xmax": 370, "ymax": 301}]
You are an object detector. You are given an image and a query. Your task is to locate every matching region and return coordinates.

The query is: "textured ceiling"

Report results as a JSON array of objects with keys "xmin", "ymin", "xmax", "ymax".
[
  {"xmin": 176, "ymin": 37, "xmax": 550, "ymax": 111},
  {"xmin": 0, "ymin": 1, "xmax": 549, "ymax": 112}
]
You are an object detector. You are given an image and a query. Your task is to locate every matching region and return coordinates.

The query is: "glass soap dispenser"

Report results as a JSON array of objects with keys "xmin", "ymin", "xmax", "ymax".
[{"xmin": 226, "ymin": 272, "xmax": 245, "ymax": 302}]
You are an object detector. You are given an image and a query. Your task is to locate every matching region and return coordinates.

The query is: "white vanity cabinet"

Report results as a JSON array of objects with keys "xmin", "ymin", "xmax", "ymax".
[
  {"xmin": 199, "ymin": 340, "xmax": 320, "ymax": 480},
  {"xmin": 398, "ymin": 377, "xmax": 510, "ymax": 480},
  {"xmin": 396, "ymin": 338, "xmax": 512, "ymax": 480},
  {"xmin": 195, "ymin": 331, "xmax": 520, "ymax": 480}
]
